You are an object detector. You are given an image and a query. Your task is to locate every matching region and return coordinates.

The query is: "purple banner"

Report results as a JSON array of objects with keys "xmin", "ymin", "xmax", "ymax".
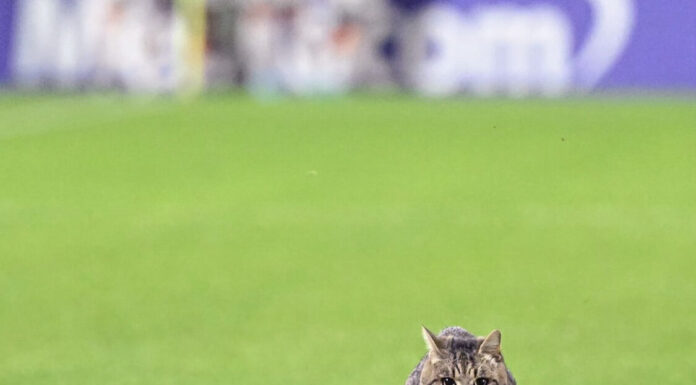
[
  {"xmin": 607, "ymin": 1, "xmax": 696, "ymax": 89},
  {"xmin": 0, "ymin": 0, "xmax": 16, "ymax": 84},
  {"xmin": 390, "ymin": 0, "xmax": 696, "ymax": 93},
  {"xmin": 1, "ymin": 0, "xmax": 695, "ymax": 93}
]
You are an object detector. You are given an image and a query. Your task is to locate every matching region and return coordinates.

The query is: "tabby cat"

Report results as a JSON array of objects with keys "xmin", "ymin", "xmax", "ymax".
[{"xmin": 405, "ymin": 326, "xmax": 516, "ymax": 385}]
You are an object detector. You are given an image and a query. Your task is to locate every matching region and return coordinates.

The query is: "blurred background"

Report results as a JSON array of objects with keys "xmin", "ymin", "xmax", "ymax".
[
  {"xmin": 1, "ymin": 0, "xmax": 694, "ymax": 95},
  {"xmin": 0, "ymin": 2, "xmax": 695, "ymax": 385}
]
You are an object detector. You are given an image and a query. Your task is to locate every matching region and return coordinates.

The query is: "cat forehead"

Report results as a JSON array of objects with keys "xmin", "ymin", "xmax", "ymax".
[
  {"xmin": 429, "ymin": 341, "xmax": 479, "ymax": 370},
  {"xmin": 442, "ymin": 336, "xmax": 481, "ymax": 355},
  {"xmin": 433, "ymin": 343, "xmax": 500, "ymax": 371}
]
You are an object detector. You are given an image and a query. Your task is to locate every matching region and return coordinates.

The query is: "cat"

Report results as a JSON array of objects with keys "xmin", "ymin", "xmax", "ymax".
[{"xmin": 405, "ymin": 326, "xmax": 516, "ymax": 385}]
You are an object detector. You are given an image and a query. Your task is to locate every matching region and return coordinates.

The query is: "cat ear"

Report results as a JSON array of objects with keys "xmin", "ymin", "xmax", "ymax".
[
  {"xmin": 421, "ymin": 326, "xmax": 446, "ymax": 357},
  {"xmin": 479, "ymin": 329, "xmax": 502, "ymax": 356}
]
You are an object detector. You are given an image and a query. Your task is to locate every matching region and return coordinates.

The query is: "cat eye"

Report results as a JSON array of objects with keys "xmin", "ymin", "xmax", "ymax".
[
  {"xmin": 475, "ymin": 378, "xmax": 490, "ymax": 385},
  {"xmin": 441, "ymin": 378, "xmax": 456, "ymax": 385}
]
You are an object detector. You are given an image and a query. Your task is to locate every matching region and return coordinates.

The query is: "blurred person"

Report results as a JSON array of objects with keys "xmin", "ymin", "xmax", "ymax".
[
  {"xmin": 236, "ymin": 1, "xmax": 278, "ymax": 93},
  {"xmin": 96, "ymin": 0, "xmax": 176, "ymax": 92},
  {"xmin": 276, "ymin": 0, "xmax": 361, "ymax": 94},
  {"xmin": 13, "ymin": 0, "xmax": 82, "ymax": 87},
  {"xmin": 236, "ymin": 0, "xmax": 364, "ymax": 95},
  {"xmin": 205, "ymin": 1, "xmax": 241, "ymax": 88},
  {"xmin": 13, "ymin": 0, "xmax": 178, "ymax": 92}
]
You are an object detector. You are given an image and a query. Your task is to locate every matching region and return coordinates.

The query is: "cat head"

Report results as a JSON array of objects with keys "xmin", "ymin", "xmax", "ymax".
[{"xmin": 418, "ymin": 326, "xmax": 515, "ymax": 385}]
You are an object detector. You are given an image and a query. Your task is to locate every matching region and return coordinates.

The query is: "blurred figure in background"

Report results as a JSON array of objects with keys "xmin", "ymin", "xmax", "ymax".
[
  {"xmin": 13, "ymin": 0, "xmax": 82, "ymax": 88},
  {"xmin": 13, "ymin": 0, "xmax": 178, "ymax": 92},
  {"xmin": 97, "ymin": 0, "xmax": 177, "ymax": 92},
  {"xmin": 234, "ymin": 0, "xmax": 369, "ymax": 95}
]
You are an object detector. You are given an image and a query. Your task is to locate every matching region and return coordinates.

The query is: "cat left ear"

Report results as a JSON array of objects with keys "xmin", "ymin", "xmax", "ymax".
[
  {"xmin": 478, "ymin": 329, "xmax": 502, "ymax": 356},
  {"xmin": 421, "ymin": 326, "xmax": 446, "ymax": 357}
]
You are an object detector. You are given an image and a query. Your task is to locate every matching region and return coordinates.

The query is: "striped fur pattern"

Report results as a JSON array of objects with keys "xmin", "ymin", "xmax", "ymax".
[{"xmin": 405, "ymin": 327, "xmax": 516, "ymax": 385}]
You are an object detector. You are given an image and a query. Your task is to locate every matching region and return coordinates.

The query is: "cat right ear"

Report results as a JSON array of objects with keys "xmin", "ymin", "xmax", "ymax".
[
  {"xmin": 421, "ymin": 326, "xmax": 446, "ymax": 358},
  {"xmin": 478, "ymin": 329, "xmax": 502, "ymax": 356}
]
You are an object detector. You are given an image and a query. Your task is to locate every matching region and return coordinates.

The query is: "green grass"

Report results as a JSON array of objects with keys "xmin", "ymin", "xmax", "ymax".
[{"xmin": 0, "ymin": 95, "xmax": 694, "ymax": 385}]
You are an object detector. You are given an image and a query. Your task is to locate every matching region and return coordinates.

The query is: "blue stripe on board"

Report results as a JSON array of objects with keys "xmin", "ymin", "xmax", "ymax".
[{"xmin": 0, "ymin": 1, "xmax": 17, "ymax": 84}]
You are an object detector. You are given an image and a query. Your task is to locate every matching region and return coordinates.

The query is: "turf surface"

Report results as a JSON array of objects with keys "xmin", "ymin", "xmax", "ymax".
[{"xmin": 0, "ymin": 95, "xmax": 694, "ymax": 385}]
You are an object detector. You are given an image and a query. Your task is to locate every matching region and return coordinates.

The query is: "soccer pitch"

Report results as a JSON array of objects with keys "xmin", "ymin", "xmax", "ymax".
[{"xmin": 0, "ymin": 95, "xmax": 694, "ymax": 385}]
